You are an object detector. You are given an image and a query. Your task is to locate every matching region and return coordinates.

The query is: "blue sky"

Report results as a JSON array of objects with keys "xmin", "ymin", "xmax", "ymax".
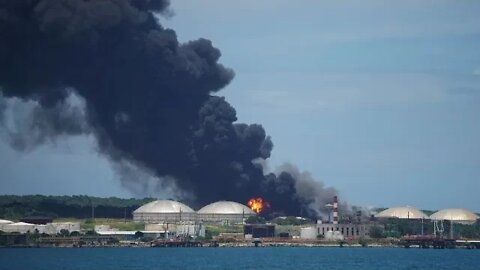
[{"xmin": 1, "ymin": 0, "xmax": 479, "ymax": 211}]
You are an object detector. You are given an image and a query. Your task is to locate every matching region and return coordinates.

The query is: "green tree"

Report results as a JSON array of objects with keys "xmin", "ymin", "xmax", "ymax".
[
  {"xmin": 245, "ymin": 216, "xmax": 266, "ymax": 224},
  {"xmin": 134, "ymin": 231, "xmax": 144, "ymax": 239},
  {"xmin": 70, "ymin": 231, "xmax": 81, "ymax": 237},
  {"xmin": 272, "ymin": 216, "xmax": 310, "ymax": 225},
  {"xmin": 369, "ymin": 226, "xmax": 384, "ymax": 239},
  {"xmin": 59, "ymin": 229, "xmax": 70, "ymax": 237},
  {"xmin": 85, "ymin": 230, "xmax": 97, "ymax": 236}
]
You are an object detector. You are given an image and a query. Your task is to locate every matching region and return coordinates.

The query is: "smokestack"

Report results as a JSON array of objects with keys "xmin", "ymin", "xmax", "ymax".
[{"xmin": 333, "ymin": 196, "xmax": 338, "ymax": 224}]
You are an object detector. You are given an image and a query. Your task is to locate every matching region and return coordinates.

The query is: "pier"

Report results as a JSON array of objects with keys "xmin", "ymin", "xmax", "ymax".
[
  {"xmin": 455, "ymin": 240, "xmax": 480, "ymax": 249},
  {"xmin": 400, "ymin": 235, "xmax": 456, "ymax": 249},
  {"xmin": 150, "ymin": 239, "xmax": 203, "ymax": 247}
]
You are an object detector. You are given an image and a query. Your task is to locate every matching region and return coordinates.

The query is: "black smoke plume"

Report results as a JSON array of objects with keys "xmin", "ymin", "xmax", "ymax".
[{"xmin": 0, "ymin": 0, "xmax": 338, "ymax": 217}]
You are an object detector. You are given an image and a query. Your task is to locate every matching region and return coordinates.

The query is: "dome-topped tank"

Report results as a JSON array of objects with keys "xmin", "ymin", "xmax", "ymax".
[
  {"xmin": 197, "ymin": 201, "xmax": 255, "ymax": 225},
  {"xmin": 134, "ymin": 200, "xmax": 194, "ymax": 214},
  {"xmin": 133, "ymin": 200, "xmax": 195, "ymax": 223},
  {"xmin": 375, "ymin": 206, "xmax": 428, "ymax": 219},
  {"xmin": 430, "ymin": 208, "xmax": 479, "ymax": 225},
  {"xmin": 198, "ymin": 201, "xmax": 255, "ymax": 215}
]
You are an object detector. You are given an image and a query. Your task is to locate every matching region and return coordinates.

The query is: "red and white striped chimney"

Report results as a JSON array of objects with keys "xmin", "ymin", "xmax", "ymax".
[{"xmin": 333, "ymin": 196, "xmax": 338, "ymax": 224}]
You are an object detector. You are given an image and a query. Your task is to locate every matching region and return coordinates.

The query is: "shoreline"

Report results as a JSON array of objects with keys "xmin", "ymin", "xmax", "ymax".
[
  {"xmin": 0, "ymin": 241, "xmax": 457, "ymax": 249},
  {"xmin": 2, "ymin": 237, "xmax": 478, "ymax": 249}
]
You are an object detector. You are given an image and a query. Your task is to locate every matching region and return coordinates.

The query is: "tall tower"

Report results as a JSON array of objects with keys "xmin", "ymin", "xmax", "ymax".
[{"xmin": 333, "ymin": 196, "xmax": 339, "ymax": 225}]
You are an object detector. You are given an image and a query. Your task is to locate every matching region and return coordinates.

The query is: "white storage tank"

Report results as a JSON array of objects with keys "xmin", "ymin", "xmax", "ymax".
[
  {"xmin": 430, "ymin": 208, "xmax": 479, "ymax": 225},
  {"xmin": 133, "ymin": 200, "xmax": 196, "ymax": 224},
  {"xmin": 375, "ymin": 206, "xmax": 428, "ymax": 219},
  {"xmin": 197, "ymin": 201, "xmax": 255, "ymax": 224}
]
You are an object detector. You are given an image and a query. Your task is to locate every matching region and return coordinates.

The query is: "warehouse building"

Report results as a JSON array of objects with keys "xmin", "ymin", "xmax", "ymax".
[
  {"xmin": 244, "ymin": 224, "xmax": 275, "ymax": 238},
  {"xmin": 316, "ymin": 223, "xmax": 374, "ymax": 240}
]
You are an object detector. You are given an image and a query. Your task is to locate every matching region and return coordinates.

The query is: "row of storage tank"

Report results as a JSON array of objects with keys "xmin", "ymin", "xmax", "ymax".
[
  {"xmin": 375, "ymin": 206, "xmax": 479, "ymax": 224},
  {"xmin": 133, "ymin": 200, "xmax": 480, "ymax": 225},
  {"xmin": 297, "ymin": 207, "xmax": 479, "ymax": 241},
  {"xmin": 132, "ymin": 200, "xmax": 256, "ymax": 224}
]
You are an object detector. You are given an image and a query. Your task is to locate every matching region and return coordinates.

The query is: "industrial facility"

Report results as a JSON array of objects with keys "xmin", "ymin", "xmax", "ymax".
[
  {"xmin": 309, "ymin": 196, "xmax": 376, "ymax": 240},
  {"xmin": 315, "ymin": 223, "xmax": 373, "ymax": 240},
  {"xmin": 131, "ymin": 197, "xmax": 480, "ymax": 243},
  {"xmin": 1, "ymin": 196, "xmax": 479, "ymax": 248}
]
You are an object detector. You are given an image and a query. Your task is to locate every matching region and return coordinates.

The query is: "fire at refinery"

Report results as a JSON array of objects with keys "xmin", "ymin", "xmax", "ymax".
[{"xmin": 247, "ymin": 197, "xmax": 270, "ymax": 214}]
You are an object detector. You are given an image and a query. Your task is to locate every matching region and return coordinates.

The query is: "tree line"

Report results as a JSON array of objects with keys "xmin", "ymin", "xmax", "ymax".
[{"xmin": 0, "ymin": 195, "xmax": 155, "ymax": 220}]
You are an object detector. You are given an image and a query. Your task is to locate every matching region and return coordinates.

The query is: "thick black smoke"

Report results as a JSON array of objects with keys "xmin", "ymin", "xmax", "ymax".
[
  {"xmin": 0, "ymin": 0, "xmax": 338, "ymax": 217},
  {"xmin": 0, "ymin": 90, "xmax": 88, "ymax": 150}
]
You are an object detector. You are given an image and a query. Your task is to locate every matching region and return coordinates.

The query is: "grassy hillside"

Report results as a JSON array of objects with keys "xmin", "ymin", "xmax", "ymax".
[{"xmin": 52, "ymin": 218, "xmax": 145, "ymax": 231}]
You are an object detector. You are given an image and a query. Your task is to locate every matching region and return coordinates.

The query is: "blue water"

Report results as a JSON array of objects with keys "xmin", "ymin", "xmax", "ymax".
[{"xmin": 0, "ymin": 247, "xmax": 478, "ymax": 270}]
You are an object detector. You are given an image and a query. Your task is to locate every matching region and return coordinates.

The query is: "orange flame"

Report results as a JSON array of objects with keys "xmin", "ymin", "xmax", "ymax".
[{"xmin": 247, "ymin": 197, "xmax": 270, "ymax": 214}]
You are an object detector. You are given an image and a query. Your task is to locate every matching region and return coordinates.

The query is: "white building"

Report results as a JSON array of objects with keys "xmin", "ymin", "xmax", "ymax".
[
  {"xmin": 1, "ymin": 222, "xmax": 36, "ymax": 233},
  {"xmin": 0, "ymin": 219, "xmax": 13, "ymax": 231},
  {"xmin": 50, "ymin": 222, "xmax": 81, "ymax": 233},
  {"xmin": 324, "ymin": 230, "xmax": 345, "ymax": 241},
  {"xmin": 316, "ymin": 223, "xmax": 373, "ymax": 239},
  {"xmin": 1, "ymin": 221, "xmax": 80, "ymax": 235},
  {"xmin": 300, "ymin": 227, "xmax": 317, "ymax": 239},
  {"xmin": 176, "ymin": 224, "xmax": 206, "ymax": 238}
]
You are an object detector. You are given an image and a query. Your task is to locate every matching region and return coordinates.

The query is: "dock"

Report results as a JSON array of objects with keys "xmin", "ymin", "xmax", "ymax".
[
  {"xmin": 455, "ymin": 240, "xmax": 480, "ymax": 249},
  {"xmin": 400, "ymin": 235, "xmax": 456, "ymax": 249},
  {"xmin": 150, "ymin": 239, "xmax": 203, "ymax": 247}
]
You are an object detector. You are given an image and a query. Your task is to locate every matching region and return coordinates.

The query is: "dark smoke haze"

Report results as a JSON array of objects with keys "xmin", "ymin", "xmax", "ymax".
[{"xmin": 0, "ymin": 0, "xmax": 339, "ymax": 217}]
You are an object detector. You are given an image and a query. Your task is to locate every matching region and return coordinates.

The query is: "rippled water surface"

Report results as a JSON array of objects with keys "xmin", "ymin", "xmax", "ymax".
[{"xmin": 0, "ymin": 247, "xmax": 479, "ymax": 270}]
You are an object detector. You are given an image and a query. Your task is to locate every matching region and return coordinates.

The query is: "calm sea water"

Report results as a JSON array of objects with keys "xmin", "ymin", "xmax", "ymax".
[{"xmin": 0, "ymin": 247, "xmax": 478, "ymax": 270}]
